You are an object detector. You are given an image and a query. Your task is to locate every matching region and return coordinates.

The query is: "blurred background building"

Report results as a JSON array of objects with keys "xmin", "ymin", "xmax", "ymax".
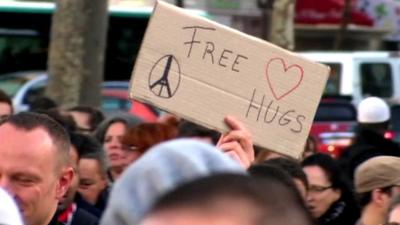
[{"xmin": 110, "ymin": 0, "xmax": 400, "ymax": 51}]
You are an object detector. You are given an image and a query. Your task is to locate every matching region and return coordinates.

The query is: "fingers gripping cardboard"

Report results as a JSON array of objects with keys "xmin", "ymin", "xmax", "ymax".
[{"xmin": 129, "ymin": 1, "xmax": 329, "ymax": 158}]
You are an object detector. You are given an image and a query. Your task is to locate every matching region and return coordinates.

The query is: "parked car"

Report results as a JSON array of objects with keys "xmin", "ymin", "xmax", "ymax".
[
  {"xmin": 310, "ymin": 98, "xmax": 357, "ymax": 158},
  {"xmin": 310, "ymin": 96, "xmax": 398, "ymax": 158},
  {"xmin": 102, "ymin": 88, "xmax": 160, "ymax": 122},
  {"xmin": 0, "ymin": 71, "xmax": 160, "ymax": 121},
  {"xmin": 390, "ymin": 105, "xmax": 400, "ymax": 143}
]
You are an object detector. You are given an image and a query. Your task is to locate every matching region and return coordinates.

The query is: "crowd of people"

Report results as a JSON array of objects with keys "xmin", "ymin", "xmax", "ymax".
[{"xmin": 1, "ymin": 89, "xmax": 400, "ymax": 225}]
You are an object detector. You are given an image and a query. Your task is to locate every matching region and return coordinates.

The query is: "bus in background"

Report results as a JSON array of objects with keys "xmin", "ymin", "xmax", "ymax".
[{"xmin": 0, "ymin": 1, "xmax": 208, "ymax": 81}]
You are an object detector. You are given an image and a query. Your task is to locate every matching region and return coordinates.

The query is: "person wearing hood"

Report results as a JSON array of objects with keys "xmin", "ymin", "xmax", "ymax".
[{"xmin": 99, "ymin": 139, "xmax": 245, "ymax": 225}]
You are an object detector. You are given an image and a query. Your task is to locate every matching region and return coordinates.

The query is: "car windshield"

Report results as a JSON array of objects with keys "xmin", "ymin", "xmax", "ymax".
[{"xmin": 314, "ymin": 102, "xmax": 356, "ymax": 122}]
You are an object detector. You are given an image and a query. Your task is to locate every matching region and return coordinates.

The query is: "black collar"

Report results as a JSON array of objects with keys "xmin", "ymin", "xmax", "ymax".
[{"xmin": 48, "ymin": 211, "xmax": 65, "ymax": 225}]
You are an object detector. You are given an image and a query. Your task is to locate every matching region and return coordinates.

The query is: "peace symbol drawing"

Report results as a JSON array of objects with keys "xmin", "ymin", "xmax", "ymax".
[{"xmin": 148, "ymin": 54, "xmax": 181, "ymax": 99}]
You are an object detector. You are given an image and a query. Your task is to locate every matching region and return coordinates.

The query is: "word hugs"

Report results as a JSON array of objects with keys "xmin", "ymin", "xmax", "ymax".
[{"xmin": 245, "ymin": 89, "xmax": 306, "ymax": 133}]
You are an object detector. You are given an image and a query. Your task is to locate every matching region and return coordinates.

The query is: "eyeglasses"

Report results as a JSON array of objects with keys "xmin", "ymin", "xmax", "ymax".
[
  {"xmin": 122, "ymin": 144, "xmax": 138, "ymax": 152},
  {"xmin": 308, "ymin": 185, "xmax": 332, "ymax": 193},
  {"xmin": 76, "ymin": 127, "xmax": 94, "ymax": 134}
]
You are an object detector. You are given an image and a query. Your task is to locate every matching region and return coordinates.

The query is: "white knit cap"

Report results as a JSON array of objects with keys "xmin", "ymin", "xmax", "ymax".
[
  {"xmin": 0, "ymin": 188, "xmax": 24, "ymax": 225},
  {"xmin": 357, "ymin": 97, "xmax": 390, "ymax": 123}
]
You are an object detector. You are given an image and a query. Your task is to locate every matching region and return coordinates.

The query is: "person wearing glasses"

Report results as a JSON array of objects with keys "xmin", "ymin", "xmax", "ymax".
[
  {"xmin": 302, "ymin": 153, "xmax": 360, "ymax": 225},
  {"xmin": 354, "ymin": 156, "xmax": 400, "ymax": 225}
]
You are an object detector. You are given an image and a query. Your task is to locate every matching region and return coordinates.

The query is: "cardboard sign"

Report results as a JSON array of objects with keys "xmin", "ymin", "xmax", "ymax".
[{"xmin": 129, "ymin": 1, "xmax": 329, "ymax": 158}]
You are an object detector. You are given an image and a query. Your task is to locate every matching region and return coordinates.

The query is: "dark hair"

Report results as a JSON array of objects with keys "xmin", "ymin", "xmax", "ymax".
[
  {"xmin": 248, "ymin": 164, "xmax": 302, "ymax": 199},
  {"xmin": 357, "ymin": 191, "xmax": 371, "ymax": 209},
  {"xmin": 39, "ymin": 109, "xmax": 77, "ymax": 133},
  {"xmin": 69, "ymin": 132, "xmax": 108, "ymax": 175},
  {"xmin": 302, "ymin": 153, "xmax": 351, "ymax": 191},
  {"xmin": 0, "ymin": 112, "xmax": 70, "ymax": 170},
  {"xmin": 122, "ymin": 122, "xmax": 178, "ymax": 154},
  {"xmin": 265, "ymin": 157, "xmax": 309, "ymax": 190},
  {"xmin": 68, "ymin": 106, "xmax": 105, "ymax": 131},
  {"xmin": 302, "ymin": 153, "xmax": 360, "ymax": 213},
  {"xmin": 0, "ymin": 89, "xmax": 13, "ymax": 114},
  {"xmin": 69, "ymin": 132, "xmax": 102, "ymax": 158},
  {"xmin": 81, "ymin": 147, "xmax": 109, "ymax": 177},
  {"xmin": 303, "ymin": 153, "xmax": 361, "ymax": 223},
  {"xmin": 358, "ymin": 121, "xmax": 390, "ymax": 134},
  {"xmin": 303, "ymin": 136, "xmax": 317, "ymax": 157},
  {"xmin": 29, "ymin": 96, "xmax": 57, "ymax": 112},
  {"xmin": 93, "ymin": 114, "xmax": 143, "ymax": 144},
  {"xmin": 150, "ymin": 174, "xmax": 314, "ymax": 225},
  {"xmin": 178, "ymin": 120, "xmax": 221, "ymax": 145}
]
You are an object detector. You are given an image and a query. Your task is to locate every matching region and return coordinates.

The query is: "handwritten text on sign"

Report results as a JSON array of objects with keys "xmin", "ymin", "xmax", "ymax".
[
  {"xmin": 181, "ymin": 25, "xmax": 307, "ymax": 134},
  {"xmin": 130, "ymin": 1, "xmax": 330, "ymax": 158}
]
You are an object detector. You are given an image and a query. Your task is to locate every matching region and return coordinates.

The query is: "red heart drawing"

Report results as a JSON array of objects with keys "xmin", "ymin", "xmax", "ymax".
[{"xmin": 266, "ymin": 57, "xmax": 304, "ymax": 101}]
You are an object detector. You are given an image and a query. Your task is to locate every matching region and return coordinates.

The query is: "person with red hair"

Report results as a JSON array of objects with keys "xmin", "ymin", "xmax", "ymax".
[{"xmin": 121, "ymin": 122, "xmax": 178, "ymax": 163}]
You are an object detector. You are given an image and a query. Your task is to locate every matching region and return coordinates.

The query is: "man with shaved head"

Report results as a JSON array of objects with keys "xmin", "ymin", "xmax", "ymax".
[{"xmin": 0, "ymin": 112, "xmax": 73, "ymax": 225}]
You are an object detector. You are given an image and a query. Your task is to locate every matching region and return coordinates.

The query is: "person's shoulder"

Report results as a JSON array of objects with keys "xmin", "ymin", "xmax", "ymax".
[
  {"xmin": 340, "ymin": 143, "xmax": 374, "ymax": 161},
  {"xmin": 95, "ymin": 186, "xmax": 111, "ymax": 212},
  {"xmin": 382, "ymin": 138, "xmax": 400, "ymax": 152},
  {"xmin": 70, "ymin": 208, "xmax": 99, "ymax": 225},
  {"xmin": 75, "ymin": 193, "xmax": 102, "ymax": 218}
]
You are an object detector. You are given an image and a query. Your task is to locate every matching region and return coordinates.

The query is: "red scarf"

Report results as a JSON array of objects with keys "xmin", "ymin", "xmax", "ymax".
[{"xmin": 58, "ymin": 203, "xmax": 77, "ymax": 225}]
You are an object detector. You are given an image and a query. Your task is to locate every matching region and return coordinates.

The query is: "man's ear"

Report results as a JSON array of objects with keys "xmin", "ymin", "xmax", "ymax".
[
  {"xmin": 55, "ymin": 166, "xmax": 74, "ymax": 200},
  {"xmin": 100, "ymin": 177, "xmax": 108, "ymax": 190},
  {"xmin": 372, "ymin": 189, "xmax": 390, "ymax": 207}
]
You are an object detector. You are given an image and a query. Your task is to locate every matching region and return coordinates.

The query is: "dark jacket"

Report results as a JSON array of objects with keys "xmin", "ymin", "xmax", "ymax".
[
  {"xmin": 318, "ymin": 196, "xmax": 360, "ymax": 225},
  {"xmin": 70, "ymin": 208, "xmax": 98, "ymax": 225},
  {"xmin": 57, "ymin": 194, "xmax": 101, "ymax": 225},
  {"xmin": 340, "ymin": 128, "xmax": 400, "ymax": 182},
  {"xmin": 75, "ymin": 193, "xmax": 102, "ymax": 218},
  {"xmin": 94, "ymin": 186, "xmax": 110, "ymax": 215}
]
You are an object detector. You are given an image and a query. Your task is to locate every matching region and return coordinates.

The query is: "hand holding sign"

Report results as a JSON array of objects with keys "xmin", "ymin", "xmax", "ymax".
[
  {"xmin": 217, "ymin": 115, "xmax": 255, "ymax": 168},
  {"xmin": 129, "ymin": 1, "xmax": 330, "ymax": 158}
]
